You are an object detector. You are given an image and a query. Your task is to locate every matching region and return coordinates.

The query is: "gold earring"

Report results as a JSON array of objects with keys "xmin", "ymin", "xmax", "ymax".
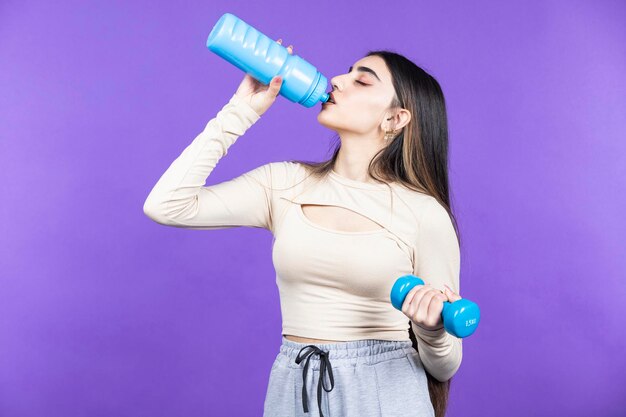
[
  {"xmin": 384, "ymin": 117, "xmax": 392, "ymax": 141},
  {"xmin": 384, "ymin": 128, "xmax": 398, "ymax": 141}
]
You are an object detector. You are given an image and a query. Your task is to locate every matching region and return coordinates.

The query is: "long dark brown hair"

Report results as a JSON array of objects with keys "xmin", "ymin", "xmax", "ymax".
[{"xmin": 289, "ymin": 50, "xmax": 462, "ymax": 417}]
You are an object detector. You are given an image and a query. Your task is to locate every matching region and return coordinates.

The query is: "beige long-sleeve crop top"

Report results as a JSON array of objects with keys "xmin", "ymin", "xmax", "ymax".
[{"xmin": 143, "ymin": 93, "xmax": 463, "ymax": 382}]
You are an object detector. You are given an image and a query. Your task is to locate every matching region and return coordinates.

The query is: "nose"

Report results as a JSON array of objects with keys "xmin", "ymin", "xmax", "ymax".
[{"xmin": 330, "ymin": 75, "xmax": 341, "ymax": 92}]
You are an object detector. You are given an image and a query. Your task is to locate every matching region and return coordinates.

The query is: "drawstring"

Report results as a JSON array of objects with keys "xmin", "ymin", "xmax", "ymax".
[{"xmin": 295, "ymin": 345, "xmax": 335, "ymax": 417}]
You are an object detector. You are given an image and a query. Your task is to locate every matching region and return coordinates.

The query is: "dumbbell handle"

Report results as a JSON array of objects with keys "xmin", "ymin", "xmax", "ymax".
[{"xmin": 390, "ymin": 275, "xmax": 480, "ymax": 338}]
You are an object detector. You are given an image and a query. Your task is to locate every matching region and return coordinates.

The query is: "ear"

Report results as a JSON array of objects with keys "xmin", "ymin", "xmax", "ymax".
[{"xmin": 381, "ymin": 107, "xmax": 412, "ymax": 132}]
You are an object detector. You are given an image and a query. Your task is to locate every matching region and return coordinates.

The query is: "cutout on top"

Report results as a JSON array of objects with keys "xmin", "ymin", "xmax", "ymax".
[{"xmin": 300, "ymin": 204, "xmax": 384, "ymax": 233}]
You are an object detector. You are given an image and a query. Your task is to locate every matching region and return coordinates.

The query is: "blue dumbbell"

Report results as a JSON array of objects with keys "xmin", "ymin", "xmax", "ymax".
[{"xmin": 390, "ymin": 274, "xmax": 480, "ymax": 338}]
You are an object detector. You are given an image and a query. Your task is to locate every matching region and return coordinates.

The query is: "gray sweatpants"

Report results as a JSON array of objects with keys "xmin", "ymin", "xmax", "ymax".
[{"xmin": 263, "ymin": 336, "xmax": 435, "ymax": 417}]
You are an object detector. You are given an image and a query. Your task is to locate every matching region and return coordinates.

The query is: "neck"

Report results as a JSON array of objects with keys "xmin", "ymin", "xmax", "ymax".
[{"xmin": 333, "ymin": 131, "xmax": 385, "ymax": 183}]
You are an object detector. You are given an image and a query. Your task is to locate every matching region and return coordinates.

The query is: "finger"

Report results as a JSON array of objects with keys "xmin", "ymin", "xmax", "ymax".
[
  {"xmin": 268, "ymin": 75, "xmax": 283, "ymax": 96},
  {"xmin": 443, "ymin": 284, "xmax": 462, "ymax": 302},
  {"xmin": 403, "ymin": 284, "xmax": 436, "ymax": 315},
  {"xmin": 401, "ymin": 285, "xmax": 424, "ymax": 315},
  {"xmin": 405, "ymin": 285, "xmax": 431, "ymax": 319},
  {"xmin": 427, "ymin": 292, "xmax": 448, "ymax": 328},
  {"xmin": 276, "ymin": 38, "xmax": 282, "ymax": 44},
  {"xmin": 287, "ymin": 45, "xmax": 293, "ymax": 54},
  {"xmin": 414, "ymin": 289, "xmax": 440, "ymax": 325}
]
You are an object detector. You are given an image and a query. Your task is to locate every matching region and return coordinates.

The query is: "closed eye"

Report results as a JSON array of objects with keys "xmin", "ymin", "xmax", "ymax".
[{"xmin": 355, "ymin": 80, "xmax": 368, "ymax": 86}]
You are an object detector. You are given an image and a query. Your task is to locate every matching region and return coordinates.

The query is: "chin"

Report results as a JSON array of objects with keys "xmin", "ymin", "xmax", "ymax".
[
  {"xmin": 318, "ymin": 106, "xmax": 349, "ymax": 132},
  {"xmin": 316, "ymin": 112, "xmax": 336, "ymax": 129}
]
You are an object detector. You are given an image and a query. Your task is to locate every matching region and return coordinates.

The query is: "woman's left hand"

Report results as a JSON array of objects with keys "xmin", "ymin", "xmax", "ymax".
[{"xmin": 401, "ymin": 283, "xmax": 463, "ymax": 331}]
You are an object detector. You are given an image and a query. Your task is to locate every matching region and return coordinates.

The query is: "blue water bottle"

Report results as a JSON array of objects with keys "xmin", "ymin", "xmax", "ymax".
[{"xmin": 206, "ymin": 13, "xmax": 330, "ymax": 108}]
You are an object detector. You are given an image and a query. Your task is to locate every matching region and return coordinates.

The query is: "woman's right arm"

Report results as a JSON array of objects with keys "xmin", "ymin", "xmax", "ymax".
[
  {"xmin": 143, "ymin": 38, "xmax": 292, "ymax": 231},
  {"xmin": 142, "ymin": 93, "xmax": 275, "ymax": 231}
]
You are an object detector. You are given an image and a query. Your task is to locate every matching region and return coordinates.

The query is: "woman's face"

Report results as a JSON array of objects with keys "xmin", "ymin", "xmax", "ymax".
[{"xmin": 317, "ymin": 55, "xmax": 398, "ymax": 137}]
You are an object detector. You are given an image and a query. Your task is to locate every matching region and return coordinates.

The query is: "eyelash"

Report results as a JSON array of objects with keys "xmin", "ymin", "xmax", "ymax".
[{"xmin": 355, "ymin": 80, "xmax": 368, "ymax": 86}]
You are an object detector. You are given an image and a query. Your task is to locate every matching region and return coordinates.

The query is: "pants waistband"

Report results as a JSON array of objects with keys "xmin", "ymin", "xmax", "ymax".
[{"xmin": 278, "ymin": 336, "xmax": 414, "ymax": 369}]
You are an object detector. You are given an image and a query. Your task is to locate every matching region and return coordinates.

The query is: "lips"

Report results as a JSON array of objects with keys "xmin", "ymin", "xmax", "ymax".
[{"xmin": 328, "ymin": 92, "xmax": 336, "ymax": 104}]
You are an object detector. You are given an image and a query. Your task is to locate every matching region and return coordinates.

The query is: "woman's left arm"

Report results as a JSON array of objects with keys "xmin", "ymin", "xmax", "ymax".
[{"xmin": 409, "ymin": 199, "xmax": 463, "ymax": 382}]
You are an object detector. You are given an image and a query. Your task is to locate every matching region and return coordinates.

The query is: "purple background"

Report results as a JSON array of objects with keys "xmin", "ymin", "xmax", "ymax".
[{"xmin": 1, "ymin": 0, "xmax": 625, "ymax": 416}]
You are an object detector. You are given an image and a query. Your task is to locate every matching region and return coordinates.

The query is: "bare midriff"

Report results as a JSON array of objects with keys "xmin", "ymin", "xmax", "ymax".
[{"xmin": 284, "ymin": 334, "xmax": 346, "ymax": 344}]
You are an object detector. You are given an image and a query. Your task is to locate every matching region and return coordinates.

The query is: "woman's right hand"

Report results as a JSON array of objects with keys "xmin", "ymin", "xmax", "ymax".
[{"xmin": 234, "ymin": 39, "xmax": 293, "ymax": 117}]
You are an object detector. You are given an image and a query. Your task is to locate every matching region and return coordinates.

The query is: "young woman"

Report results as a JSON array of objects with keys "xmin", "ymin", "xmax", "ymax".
[{"xmin": 144, "ymin": 39, "xmax": 464, "ymax": 417}]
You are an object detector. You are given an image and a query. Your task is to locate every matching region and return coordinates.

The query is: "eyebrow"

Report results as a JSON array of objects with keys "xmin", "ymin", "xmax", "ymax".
[{"xmin": 348, "ymin": 65, "xmax": 381, "ymax": 82}]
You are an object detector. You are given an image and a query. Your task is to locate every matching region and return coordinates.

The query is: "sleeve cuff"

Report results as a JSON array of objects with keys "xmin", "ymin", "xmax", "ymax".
[{"xmin": 412, "ymin": 322, "xmax": 448, "ymax": 344}]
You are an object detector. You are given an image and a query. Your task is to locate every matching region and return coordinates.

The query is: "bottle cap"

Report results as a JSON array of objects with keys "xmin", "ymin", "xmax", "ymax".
[{"xmin": 300, "ymin": 73, "xmax": 329, "ymax": 108}]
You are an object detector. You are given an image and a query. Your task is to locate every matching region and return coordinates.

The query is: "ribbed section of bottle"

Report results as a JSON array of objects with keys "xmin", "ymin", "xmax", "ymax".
[
  {"xmin": 208, "ymin": 13, "xmax": 285, "ymax": 86},
  {"xmin": 207, "ymin": 13, "xmax": 329, "ymax": 107}
]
